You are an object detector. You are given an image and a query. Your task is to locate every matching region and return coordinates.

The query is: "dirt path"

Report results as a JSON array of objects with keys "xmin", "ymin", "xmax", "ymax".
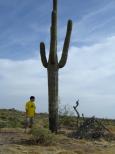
[
  {"xmin": 0, "ymin": 129, "xmax": 30, "ymax": 145},
  {"xmin": 0, "ymin": 132, "xmax": 23, "ymax": 145}
]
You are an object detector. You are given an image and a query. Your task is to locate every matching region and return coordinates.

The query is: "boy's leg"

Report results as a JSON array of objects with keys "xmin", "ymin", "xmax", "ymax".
[
  {"xmin": 29, "ymin": 117, "xmax": 34, "ymax": 128},
  {"xmin": 25, "ymin": 117, "xmax": 30, "ymax": 132}
]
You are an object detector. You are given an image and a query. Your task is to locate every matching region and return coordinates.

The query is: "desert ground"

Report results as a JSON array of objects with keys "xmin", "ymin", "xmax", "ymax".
[{"xmin": 0, "ymin": 109, "xmax": 115, "ymax": 154}]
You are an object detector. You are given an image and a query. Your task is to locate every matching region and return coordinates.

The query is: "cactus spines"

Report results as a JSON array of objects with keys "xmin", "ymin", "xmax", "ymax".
[{"xmin": 40, "ymin": 0, "xmax": 72, "ymax": 132}]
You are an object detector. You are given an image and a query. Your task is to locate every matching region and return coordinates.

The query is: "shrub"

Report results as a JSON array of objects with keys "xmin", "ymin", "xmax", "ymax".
[
  {"xmin": 0, "ymin": 120, "xmax": 7, "ymax": 128},
  {"xmin": 59, "ymin": 116, "xmax": 77, "ymax": 127},
  {"xmin": 31, "ymin": 127, "xmax": 56, "ymax": 145}
]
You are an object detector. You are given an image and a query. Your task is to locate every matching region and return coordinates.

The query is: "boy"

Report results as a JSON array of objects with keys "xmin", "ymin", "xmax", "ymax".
[{"xmin": 25, "ymin": 96, "xmax": 36, "ymax": 132}]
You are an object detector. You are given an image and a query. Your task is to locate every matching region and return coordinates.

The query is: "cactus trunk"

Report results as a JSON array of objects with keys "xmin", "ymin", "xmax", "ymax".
[
  {"xmin": 48, "ymin": 65, "xmax": 58, "ymax": 132},
  {"xmin": 40, "ymin": 0, "xmax": 72, "ymax": 132}
]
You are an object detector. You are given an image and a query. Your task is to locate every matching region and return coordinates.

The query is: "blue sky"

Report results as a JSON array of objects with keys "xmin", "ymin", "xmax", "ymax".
[
  {"xmin": 0, "ymin": 0, "xmax": 115, "ymax": 118},
  {"xmin": 0, "ymin": 0, "xmax": 115, "ymax": 59}
]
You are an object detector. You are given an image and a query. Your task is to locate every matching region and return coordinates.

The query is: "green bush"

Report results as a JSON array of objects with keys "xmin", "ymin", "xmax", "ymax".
[
  {"xmin": 59, "ymin": 116, "xmax": 78, "ymax": 127},
  {"xmin": 0, "ymin": 114, "xmax": 7, "ymax": 120},
  {"xmin": 0, "ymin": 120, "xmax": 8, "ymax": 128},
  {"xmin": 31, "ymin": 127, "xmax": 56, "ymax": 145}
]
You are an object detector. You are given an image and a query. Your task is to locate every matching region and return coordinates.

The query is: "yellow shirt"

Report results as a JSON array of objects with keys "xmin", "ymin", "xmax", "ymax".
[{"xmin": 25, "ymin": 101, "xmax": 36, "ymax": 117}]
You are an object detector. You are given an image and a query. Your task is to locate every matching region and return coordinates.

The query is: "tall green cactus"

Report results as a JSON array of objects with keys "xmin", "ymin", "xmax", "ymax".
[{"xmin": 40, "ymin": 0, "xmax": 72, "ymax": 132}]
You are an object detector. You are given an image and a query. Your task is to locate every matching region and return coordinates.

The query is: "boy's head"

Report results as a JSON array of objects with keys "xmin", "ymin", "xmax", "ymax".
[{"xmin": 30, "ymin": 96, "xmax": 35, "ymax": 102}]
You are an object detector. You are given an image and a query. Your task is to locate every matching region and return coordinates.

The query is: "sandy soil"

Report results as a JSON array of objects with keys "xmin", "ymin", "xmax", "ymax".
[{"xmin": 0, "ymin": 128, "xmax": 115, "ymax": 154}]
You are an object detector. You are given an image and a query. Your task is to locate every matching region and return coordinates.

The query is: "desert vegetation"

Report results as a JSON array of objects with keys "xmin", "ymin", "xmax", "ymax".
[{"xmin": 0, "ymin": 109, "xmax": 115, "ymax": 154}]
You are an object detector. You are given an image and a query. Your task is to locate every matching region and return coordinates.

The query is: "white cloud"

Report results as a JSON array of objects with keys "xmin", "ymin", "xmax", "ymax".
[
  {"xmin": 59, "ymin": 35, "xmax": 115, "ymax": 118},
  {"xmin": 0, "ymin": 59, "xmax": 48, "ymax": 112},
  {"xmin": 0, "ymin": 35, "xmax": 115, "ymax": 118}
]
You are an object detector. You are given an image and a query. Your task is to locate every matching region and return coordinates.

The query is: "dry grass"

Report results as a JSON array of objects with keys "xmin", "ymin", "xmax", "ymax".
[{"xmin": 0, "ymin": 109, "xmax": 115, "ymax": 154}]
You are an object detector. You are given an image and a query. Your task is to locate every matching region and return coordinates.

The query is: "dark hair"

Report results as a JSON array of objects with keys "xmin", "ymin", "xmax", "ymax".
[{"xmin": 30, "ymin": 96, "xmax": 35, "ymax": 100}]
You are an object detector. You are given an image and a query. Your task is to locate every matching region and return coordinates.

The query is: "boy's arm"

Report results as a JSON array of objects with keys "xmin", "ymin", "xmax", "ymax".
[
  {"xmin": 34, "ymin": 103, "xmax": 36, "ymax": 116},
  {"xmin": 25, "ymin": 102, "xmax": 28, "ymax": 116}
]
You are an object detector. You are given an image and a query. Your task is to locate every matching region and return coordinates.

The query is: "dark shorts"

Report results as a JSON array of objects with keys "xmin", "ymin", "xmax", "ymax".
[{"xmin": 25, "ymin": 117, "xmax": 34, "ymax": 128}]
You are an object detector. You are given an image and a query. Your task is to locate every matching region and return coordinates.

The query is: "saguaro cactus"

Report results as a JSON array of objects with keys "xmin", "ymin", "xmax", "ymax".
[{"xmin": 40, "ymin": 0, "xmax": 72, "ymax": 132}]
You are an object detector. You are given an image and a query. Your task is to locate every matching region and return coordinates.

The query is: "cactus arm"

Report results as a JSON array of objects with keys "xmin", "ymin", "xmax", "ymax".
[
  {"xmin": 40, "ymin": 42, "xmax": 48, "ymax": 68},
  {"xmin": 58, "ymin": 20, "xmax": 72, "ymax": 68}
]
